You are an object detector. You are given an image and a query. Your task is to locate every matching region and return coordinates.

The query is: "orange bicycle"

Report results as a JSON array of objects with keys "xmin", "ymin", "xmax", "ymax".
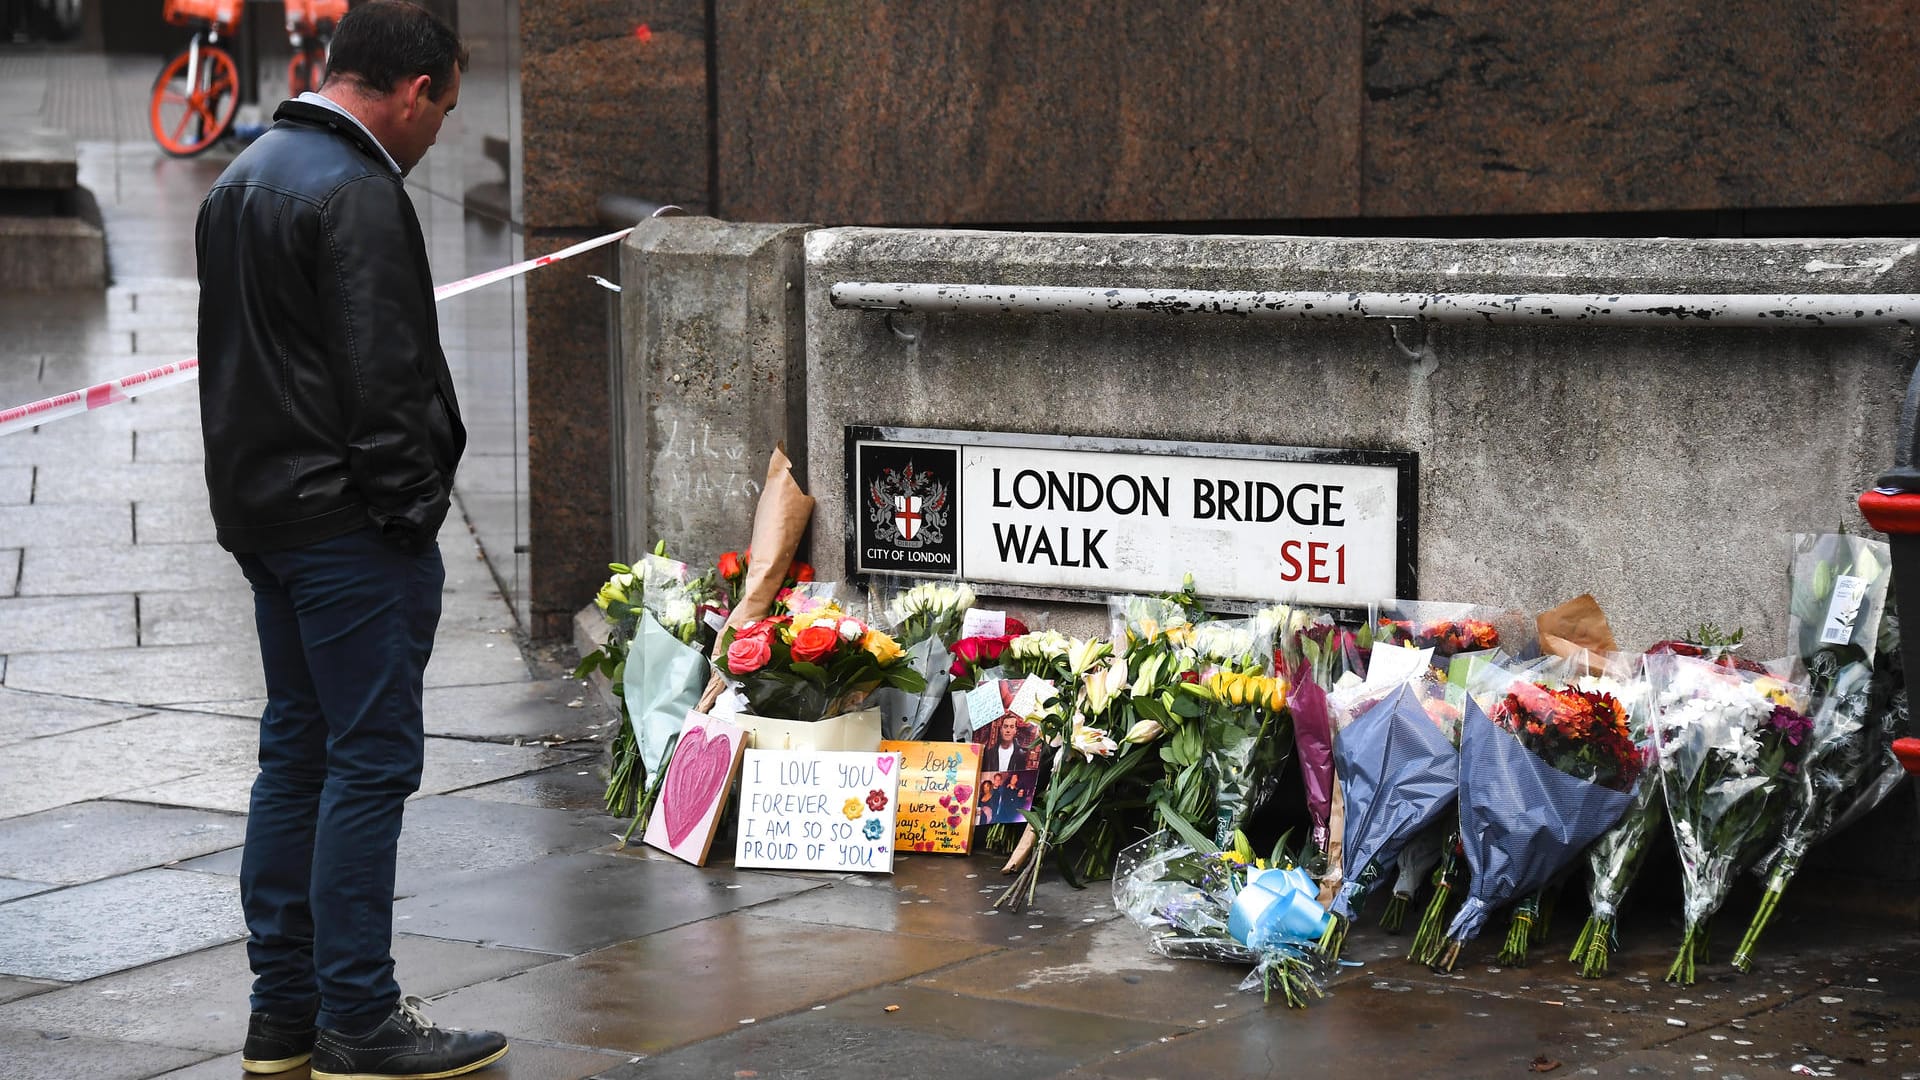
[
  {"xmin": 148, "ymin": 0, "xmax": 348, "ymax": 157},
  {"xmin": 150, "ymin": 0, "xmax": 242, "ymax": 156}
]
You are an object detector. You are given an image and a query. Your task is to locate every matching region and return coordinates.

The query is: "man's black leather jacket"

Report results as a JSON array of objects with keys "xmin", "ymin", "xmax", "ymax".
[{"xmin": 195, "ymin": 98, "xmax": 464, "ymax": 554}]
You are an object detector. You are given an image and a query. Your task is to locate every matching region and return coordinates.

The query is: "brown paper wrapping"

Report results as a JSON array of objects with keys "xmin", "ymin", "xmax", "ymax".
[
  {"xmin": 1536, "ymin": 593, "xmax": 1618, "ymax": 675},
  {"xmin": 697, "ymin": 445, "xmax": 815, "ymax": 711}
]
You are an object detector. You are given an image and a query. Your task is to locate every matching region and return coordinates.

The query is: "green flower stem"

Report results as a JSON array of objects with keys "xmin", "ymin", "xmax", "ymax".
[
  {"xmin": 1571, "ymin": 914, "xmax": 1617, "ymax": 978},
  {"xmin": 1666, "ymin": 923, "xmax": 1702, "ymax": 985},
  {"xmin": 1733, "ymin": 872, "xmax": 1791, "ymax": 973},
  {"xmin": 1496, "ymin": 894, "xmax": 1539, "ymax": 966},
  {"xmin": 1430, "ymin": 935, "xmax": 1465, "ymax": 974},
  {"xmin": 1379, "ymin": 892, "xmax": 1412, "ymax": 934},
  {"xmin": 1317, "ymin": 911, "xmax": 1350, "ymax": 959}
]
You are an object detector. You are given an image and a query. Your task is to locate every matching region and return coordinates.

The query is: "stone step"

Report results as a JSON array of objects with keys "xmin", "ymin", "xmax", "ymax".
[{"xmin": 0, "ymin": 125, "xmax": 78, "ymax": 193}]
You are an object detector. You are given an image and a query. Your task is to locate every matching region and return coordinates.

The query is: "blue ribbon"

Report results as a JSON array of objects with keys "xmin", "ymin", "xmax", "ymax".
[{"xmin": 1229, "ymin": 866, "xmax": 1332, "ymax": 950}]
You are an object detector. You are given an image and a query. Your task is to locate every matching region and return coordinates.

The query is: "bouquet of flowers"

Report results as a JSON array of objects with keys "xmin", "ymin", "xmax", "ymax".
[
  {"xmin": 1318, "ymin": 680, "xmax": 1462, "ymax": 958},
  {"xmin": 574, "ymin": 544, "xmax": 717, "ymax": 822},
  {"xmin": 998, "ymin": 637, "xmax": 1170, "ymax": 911},
  {"xmin": 1428, "ymin": 685, "xmax": 1638, "ymax": 972},
  {"xmin": 1201, "ymin": 668, "xmax": 1292, "ymax": 849},
  {"xmin": 1731, "ymin": 534, "xmax": 1894, "ymax": 969},
  {"xmin": 868, "ymin": 579, "xmax": 978, "ymax": 740},
  {"xmin": 947, "ymin": 617, "xmax": 1035, "ymax": 691},
  {"xmin": 714, "ymin": 604, "xmax": 925, "ymax": 722},
  {"xmin": 1563, "ymin": 659, "xmax": 1661, "ymax": 977},
  {"xmin": 716, "ymin": 547, "xmax": 814, "ymax": 612},
  {"xmin": 1113, "ymin": 827, "xmax": 1331, "ymax": 1008},
  {"xmin": 1287, "ymin": 614, "xmax": 1363, "ymax": 864},
  {"xmin": 1649, "ymin": 653, "xmax": 1810, "ymax": 984},
  {"xmin": 1374, "ymin": 599, "xmax": 1506, "ymax": 658}
]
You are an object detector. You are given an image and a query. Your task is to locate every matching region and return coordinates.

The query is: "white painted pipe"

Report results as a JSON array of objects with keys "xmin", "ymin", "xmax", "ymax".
[{"xmin": 829, "ymin": 282, "xmax": 1920, "ymax": 329}]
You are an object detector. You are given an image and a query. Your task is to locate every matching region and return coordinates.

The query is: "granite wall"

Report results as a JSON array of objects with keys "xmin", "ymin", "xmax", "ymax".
[{"xmin": 521, "ymin": 0, "xmax": 1920, "ymax": 638}]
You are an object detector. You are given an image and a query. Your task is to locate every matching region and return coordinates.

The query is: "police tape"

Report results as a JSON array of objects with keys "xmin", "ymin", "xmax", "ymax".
[{"xmin": 0, "ymin": 226, "xmax": 635, "ymax": 438}]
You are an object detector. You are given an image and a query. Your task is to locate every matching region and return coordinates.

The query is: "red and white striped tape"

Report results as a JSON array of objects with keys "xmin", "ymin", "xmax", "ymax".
[{"xmin": 0, "ymin": 226, "xmax": 634, "ymax": 438}]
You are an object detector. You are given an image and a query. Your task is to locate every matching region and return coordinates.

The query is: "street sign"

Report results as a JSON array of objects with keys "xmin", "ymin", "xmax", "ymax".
[{"xmin": 846, "ymin": 427, "xmax": 1417, "ymax": 608}]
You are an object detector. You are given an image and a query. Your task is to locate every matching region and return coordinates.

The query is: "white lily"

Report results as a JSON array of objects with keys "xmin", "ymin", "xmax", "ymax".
[
  {"xmin": 1122, "ymin": 718, "xmax": 1163, "ymax": 745},
  {"xmin": 1083, "ymin": 656, "xmax": 1129, "ymax": 715},
  {"xmin": 1069, "ymin": 717, "xmax": 1118, "ymax": 761}
]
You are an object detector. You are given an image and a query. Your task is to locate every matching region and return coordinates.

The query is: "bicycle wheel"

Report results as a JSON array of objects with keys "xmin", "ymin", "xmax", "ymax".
[
  {"xmin": 288, "ymin": 49, "xmax": 326, "ymax": 96},
  {"xmin": 149, "ymin": 44, "xmax": 240, "ymax": 157}
]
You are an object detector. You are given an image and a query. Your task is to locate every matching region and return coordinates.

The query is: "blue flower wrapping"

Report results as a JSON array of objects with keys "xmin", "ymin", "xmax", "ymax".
[
  {"xmin": 1444, "ymin": 698, "xmax": 1634, "ymax": 941},
  {"xmin": 1329, "ymin": 683, "xmax": 1461, "ymax": 919}
]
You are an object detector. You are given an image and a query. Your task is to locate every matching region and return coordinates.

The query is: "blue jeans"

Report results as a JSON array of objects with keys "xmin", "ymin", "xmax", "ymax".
[{"xmin": 233, "ymin": 527, "xmax": 443, "ymax": 1033}]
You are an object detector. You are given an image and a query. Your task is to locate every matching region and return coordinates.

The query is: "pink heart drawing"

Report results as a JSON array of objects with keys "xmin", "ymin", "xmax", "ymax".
[
  {"xmin": 662, "ymin": 726, "xmax": 732, "ymax": 849},
  {"xmin": 877, "ymin": 755, "xmax": 894, "ymax": 776},
  {"xmin": 946, "ymin": 815, "xmax": 962, "ymax": 828}
]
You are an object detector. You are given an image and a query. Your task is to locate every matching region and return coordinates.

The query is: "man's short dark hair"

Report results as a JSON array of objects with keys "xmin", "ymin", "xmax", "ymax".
[{"xmin": 323, "ymin": 1, "xmax": 468, "ymax": 101}]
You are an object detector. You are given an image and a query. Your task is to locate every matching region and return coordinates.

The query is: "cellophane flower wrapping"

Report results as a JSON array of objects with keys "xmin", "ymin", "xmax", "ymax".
[
  {"xmin": 1649, "ymin": 652, "xmax": 1810, "ymax": 981},
  {"xmin": 1286, "ymin": 612, "xmax": 1358, "ymax": 858},
  {"xmin": 1112, "ymin": 834, "xmax": 1328, "ymax": 1005},
  {"xmin": 1731, "ymin": 536, "xmax": 1897, "ymax": 968},
  {"xmin": 1441, "ymin": 693, "xmax": 1635, "ymax": 947},
  {"xmin": 1566, "ymin": 656, "xmax": 1660, "ymax": 975},
  {"xmin": 1191, "ymin": 616, "xmax": 1291, "ymax": 847},
  {"xmin": 1820, "ymin": 605, "xmax": 1911, "ymax": 839},
  {"xmin": 1327, "ymin": 681, "xmax": 1462, "ymax": 922},
  {"xmin": 867, "ymin": 577, "xmax": 980, "ymax": 740},
  {"xmin": 1372, "ymin": 599, "xmax": 1516, "ymax": 659}
]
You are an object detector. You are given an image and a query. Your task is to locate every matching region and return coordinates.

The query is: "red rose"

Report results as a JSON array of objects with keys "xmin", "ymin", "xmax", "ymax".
[
  {"xmin": 790, "ymin": 561, "xmax": 815, "ymax": 583},
  {"xmin": 717, "ymin": 551, "xmax": 743, "ymax": 580},
  {"xmin": 1005, "ymin": 616, "xmax": 1029, "ymax": 636},
  {"xmin": 737, "ymin": 617, "xmax": 785, "ymax": 641},
  {"xmin": 790, "ymin": 623, "xmax": 839, "ymax": 663},
  {"xmin": 726, "ymin": 634, "xmax": 772, "ymax": 674}
]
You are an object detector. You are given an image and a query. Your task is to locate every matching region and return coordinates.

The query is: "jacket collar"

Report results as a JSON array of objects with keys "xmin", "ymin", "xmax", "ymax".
[{"xmin": 273, "ymin": 98, "xmax": 401, "ymax": 175}]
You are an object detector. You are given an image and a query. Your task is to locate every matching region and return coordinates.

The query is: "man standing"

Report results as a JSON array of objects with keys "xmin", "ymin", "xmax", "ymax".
[{"xmin": 195, "ymin": 3, "xmax": 507, "ymax": 1077}]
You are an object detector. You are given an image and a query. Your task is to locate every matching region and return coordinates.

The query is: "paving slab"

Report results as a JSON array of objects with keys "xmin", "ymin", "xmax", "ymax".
[
  {"xmin": 0, "ymin": 934, "xmax": 555, "ymax": 1055},
  {"xmin": 0, "ymin": 1025, "xmax": 209, "ymax": 1080},
  {"xmin": 0, "ymin": 975, "xmax": 63, "ymax": 1005},
  {"xmin": 176, "ymin": 796, "xmax": 621, "ymax": 897},
  {"xmin": 0, "ymin": 867, "xmax": 242, "ymax": 981},
  {"xmin": 1659, "ymin": 961, "xmax": 1920, "ymax": 1077},
  {"xmin": 1, "ymin": 640, "xmax": 266, "ymax": 706},
  {"xmin": 0, "ymin": 548, "xmax": 16, "ymax": 596},
  {"xmin": 0, "ymin": 687, "xmax": 146, "ymax": 745},
  {"xmin": 133, "ymin": 498, "xmax": 219, "ymax": 544},
  {"xmin": 394, "ymin": 851, "xmax": 820, "ymax": 956},
  {"xmin": 744, "ymin": 851, "xmax": 1121, "ymax": 947},
  {"xmin": 0, "ymin": 800, "xmax": 240, "ymax": 885},
  {"xmin": 0, "ymin": 502, "xmax": 131, "ymax": 547},
  {"xmin": 604, "ymin": 984, "xmax": 1185, "ymax": 1080},
  {"xmin": 0, "ymin": 710, "xmax": 256, "ymax": 816},
  {"xmin": 0, "ymin": 125, "xmax": 78, "ymax": 190},
  {"xmin": 137, "ymin": 588, "xmax": 253, "ymax": 647},
  {"xmin": 0, "ymin": 878, "xmax": 55, "ymax": 902},
  {"xmin": 426, "ymin": 628, "xmax": 533, "ymax": 688},
  {"xmin": 0, "ymin": 593, "xmax": 136, "ymax": 653},
  {"xmin": 132, "ymin": 426, "xmax": 205, "ymax": 464},
  {"xmin": 0, "ymin": 429, "xmax": 133, "ymax": 466},
  {"xmin": 422, "ymin": 679, "xmax": 607, "ymax": 743},
  {"xmin": 153, "ymin": 1041, "xmax": 634, "ymax": 1080},
  {"xmin": 14, "ymin": 540, "xmax": 245, "ymax": 594},
  {"xmin": 0, "ymin": 466, "xmax": 29, "ymax": 505},
  {"xmin": 455, "ymin": 762, "xmax": 610, "ymax": 812},
  {"xmin": 1062, "ymin": 977, "xmax": 1670, "ymax": 1079},
  {"xmin": 29, "ymin": 462, "xmax": 207, "ymax": 505},
  {"xmin": 423, "ymin": 912, "xmax": 995, "ymax": 1056},
  {"xmin": 913, "ymin": 916, "xmax": 1265, "ymax": 1027}
]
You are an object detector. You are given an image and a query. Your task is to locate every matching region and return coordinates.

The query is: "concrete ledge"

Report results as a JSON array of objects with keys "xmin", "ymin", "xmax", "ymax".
[
  {"xmin": 0, "ymin": 214, "xmax": 106, "ymax": 290},
  {"xmin": 0, "ymin": 126, "xmax": 78, "ymax": 192}
]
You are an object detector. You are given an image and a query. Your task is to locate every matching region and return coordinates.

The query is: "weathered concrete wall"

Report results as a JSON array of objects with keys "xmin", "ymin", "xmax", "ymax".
[
  {"xmin": 617, "ymin": 217, "xmax": 811, "ymax": 571},
  {"xmin": 802, "ymin": 229, "xmax": 1919, "ymax": 654}
]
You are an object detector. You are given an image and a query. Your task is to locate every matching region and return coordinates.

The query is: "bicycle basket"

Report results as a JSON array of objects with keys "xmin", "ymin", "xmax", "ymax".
[{"xmin": 162, "ymin": 0, "xmax": 242, "ymax": 33}]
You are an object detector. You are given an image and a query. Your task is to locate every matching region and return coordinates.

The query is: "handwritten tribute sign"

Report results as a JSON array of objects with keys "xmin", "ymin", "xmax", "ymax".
[
  {"xmin": 735, "ymin": 749, "xmax": 902, "ymax": 873},
  {"xmin": 880, "ymin": 740, "xmax": 983, "ymax": 854},
  {"xmin": 849, "ymin": 427, "xmax": 1417, "ymax": 607}
]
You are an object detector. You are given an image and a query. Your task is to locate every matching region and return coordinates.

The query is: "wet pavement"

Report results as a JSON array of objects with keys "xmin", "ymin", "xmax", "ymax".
[{"xmin": 3, "ymin": 48, "xmax": 1920, "ymax": 1080}]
